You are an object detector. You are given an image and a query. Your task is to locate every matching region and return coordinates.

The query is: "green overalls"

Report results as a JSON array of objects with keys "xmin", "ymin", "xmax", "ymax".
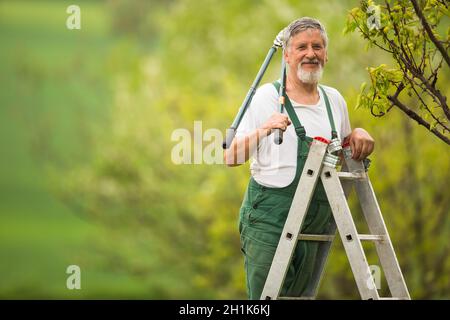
[{"xmin": 238, "ymin": 82, "xmax": 338, "ymax": 299}]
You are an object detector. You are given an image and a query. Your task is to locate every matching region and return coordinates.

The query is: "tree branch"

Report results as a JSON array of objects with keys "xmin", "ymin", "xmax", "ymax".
[
  {"xmin": 408, "ymin": 81, "xmax": 450, "ymax": 132},
  {"xmin": 382, "ymin": 32, "xmax": 450, "ymax": 122},
  {"xmin": 391, "ymin": 54, "xmax": 450, "ymax": 132},
  {"xmin": 410, "ymin": 0, "xmax": 450, "ymax": 67},
  {"xmin": 388, "ymin": 92, "xmax": 450, "ymax": 144},
  {"xmin": 386, "ymin": 1, "xmax": 419, "ymax": 70}
]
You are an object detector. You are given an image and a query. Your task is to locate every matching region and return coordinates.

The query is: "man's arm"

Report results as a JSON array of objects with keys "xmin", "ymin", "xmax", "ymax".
[
  {"xmin": 223, "ymin": 113, "xmax": 291, "ymax": 167},
  {"xmin": 344, "ymin": 128, "xmax": 375, "ymax": 161}
]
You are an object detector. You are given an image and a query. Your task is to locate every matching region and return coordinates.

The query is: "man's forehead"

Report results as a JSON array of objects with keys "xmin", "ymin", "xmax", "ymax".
[{"xmin": 290, "ymin": 29, "xmax": 324, "ymax": 43}]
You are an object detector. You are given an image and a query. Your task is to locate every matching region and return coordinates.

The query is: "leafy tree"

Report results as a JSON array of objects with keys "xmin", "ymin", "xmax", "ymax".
[
  {"xmin": 345, "ymin": 0, "xmax": 450, "ymax": 144},
  {"xmin": 59, "ymin": 0, "xmax": 449, "ymax": 299}
]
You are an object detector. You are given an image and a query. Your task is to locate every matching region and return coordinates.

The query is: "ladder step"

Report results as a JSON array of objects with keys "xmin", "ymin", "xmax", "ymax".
[
  {"xmin": 358, "ymin": 234, "xmax": 386, "ymax": 241},
  {"xmin": 298, "ymin": 234, "xmax": 335, "ymax": 242},
  {"xmin": 337, "ymin": 172, "xmax": 366, "ymax": 180}
]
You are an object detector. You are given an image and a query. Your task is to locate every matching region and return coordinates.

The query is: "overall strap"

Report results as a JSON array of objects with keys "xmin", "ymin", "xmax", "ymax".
[
  {"xmin": 318, "ymin": 85, "xmax": 338, "ymax": 139},
  {"xmin": 272, "ymin": 81, "xmax": 306, "ymax": 140}
]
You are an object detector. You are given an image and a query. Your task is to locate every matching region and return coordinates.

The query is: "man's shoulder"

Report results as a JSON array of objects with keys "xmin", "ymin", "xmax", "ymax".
[
  {"xmin": 245, "ymin": 82, "xmax": 279, "ymax": 118},
  {"xmin": 257, "ymin": 82, "xmax": 279, "ymax": 95},
  {"xmin": 319, "ymin": 84, "xmax": 346, "ymax": 106},
  {"xmin": 319, "ymin": 84, "xmax": 343, "ymax": 98},
  {"xmin": 252, "ymin": 82, "xmax": 278, "ymax": 106}
]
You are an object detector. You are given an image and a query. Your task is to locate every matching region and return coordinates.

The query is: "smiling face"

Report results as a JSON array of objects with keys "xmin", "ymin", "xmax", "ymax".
[{"xmin": 284, "ymin": 28, "xmax": 328, "ymax": 84}]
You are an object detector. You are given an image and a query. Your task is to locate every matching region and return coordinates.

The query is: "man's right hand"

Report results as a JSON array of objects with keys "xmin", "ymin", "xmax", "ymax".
[
  {"xmin": 224, "ymin": 113, "xmax": 292, "ymax": 167},
  {"xmin": 260, "ymin": 112, "xmax": 292, "ymax": 136}
]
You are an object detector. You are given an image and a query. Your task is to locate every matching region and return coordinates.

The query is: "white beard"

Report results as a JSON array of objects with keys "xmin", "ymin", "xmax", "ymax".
[{"xmin": 297, "ymin": 63, "xmax": 323, "ymax": 84}]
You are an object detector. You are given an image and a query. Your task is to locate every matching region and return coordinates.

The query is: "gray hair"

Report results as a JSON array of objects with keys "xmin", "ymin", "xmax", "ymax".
[{"xmin": 283, "ymin": 17, "xmax": 328, "ymax": 50}]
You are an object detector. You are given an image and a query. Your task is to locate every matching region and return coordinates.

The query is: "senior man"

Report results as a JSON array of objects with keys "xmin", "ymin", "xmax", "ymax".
[{"xmin": 224, "ymin": 17, "xmax": 375, "ymax": 299}]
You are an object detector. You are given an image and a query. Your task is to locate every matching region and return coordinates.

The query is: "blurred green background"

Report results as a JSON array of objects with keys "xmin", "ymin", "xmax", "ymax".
[{"xmin": 0, "ymin": 0, "xmax": 448, "ymax": 299}]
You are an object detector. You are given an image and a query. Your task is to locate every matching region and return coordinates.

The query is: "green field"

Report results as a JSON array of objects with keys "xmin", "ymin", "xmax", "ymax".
[{"xmin": 0, "ymin": 0, "xmax": 149, "ymax": 298}]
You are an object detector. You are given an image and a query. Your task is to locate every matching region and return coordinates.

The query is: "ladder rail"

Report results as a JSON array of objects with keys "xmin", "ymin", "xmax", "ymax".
[
  {"xmin": 260, "ymin": 140, "xmax": 327, "ymax": 300},
  {"xmin": 301, "ymin": 167, "xmax": 354, "ymax": 298},
  {"xmin": 345, "ymin": 158, "xmax": 410, "ymax": 299},
  {"xmin": 321, "ymin": 166, "xmax": 380, "ymax": 300}
]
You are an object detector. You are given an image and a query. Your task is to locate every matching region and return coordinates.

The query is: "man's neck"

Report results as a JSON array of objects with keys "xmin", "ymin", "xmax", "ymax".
[{"xmin": 286, "ymin": 73, "xmax": 319, "ymax": 105}]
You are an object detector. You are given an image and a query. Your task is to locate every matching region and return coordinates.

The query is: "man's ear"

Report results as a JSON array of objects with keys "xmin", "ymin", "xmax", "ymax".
[{"xmin": 283, "ymin": 48, "xmax": 289, "ymax": 64}]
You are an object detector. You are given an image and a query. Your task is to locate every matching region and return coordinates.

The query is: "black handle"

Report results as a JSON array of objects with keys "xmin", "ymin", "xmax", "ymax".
[
  {"xmin": 222, "ymin": 128, "xmax": 236, "ymax": 149},
  {"xmin": 274, "ymin": 129, "xmax": 283, "ymax": 145}
]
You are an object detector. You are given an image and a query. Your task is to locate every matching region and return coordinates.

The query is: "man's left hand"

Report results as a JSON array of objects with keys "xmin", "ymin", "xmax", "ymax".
[{"xmin": 345, "ymin": 128, "xmax": 375, "ymax": 161}]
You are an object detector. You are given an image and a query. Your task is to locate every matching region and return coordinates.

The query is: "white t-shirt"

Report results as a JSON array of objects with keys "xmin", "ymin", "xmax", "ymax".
[{"xmin": 236, "ymin": 82, "xmax": 352, "ymax": 188}]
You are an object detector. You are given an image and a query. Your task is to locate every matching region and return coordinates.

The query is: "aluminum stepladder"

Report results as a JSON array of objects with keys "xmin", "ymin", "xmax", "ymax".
[{"xmin": 261, "ymin": 137, "xmax": 411, "ymax": 300}]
